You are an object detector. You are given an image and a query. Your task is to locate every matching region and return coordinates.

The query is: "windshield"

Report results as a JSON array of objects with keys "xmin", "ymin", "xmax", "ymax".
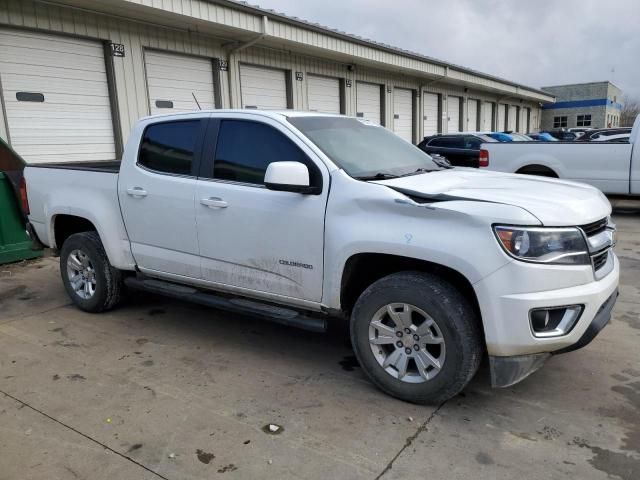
[{"xmin": 288, "ymin": 116, "xmax": 440, "ymax": 178}]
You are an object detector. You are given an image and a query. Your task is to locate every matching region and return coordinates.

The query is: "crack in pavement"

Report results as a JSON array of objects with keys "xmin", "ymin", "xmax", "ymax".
[
  {"xmin": 0, "ymin": 389, "xmax": 171, "ymax": 480},
  {"xmin": 374, "ymin": 402, "xmax": 445, "ymax": 479}
]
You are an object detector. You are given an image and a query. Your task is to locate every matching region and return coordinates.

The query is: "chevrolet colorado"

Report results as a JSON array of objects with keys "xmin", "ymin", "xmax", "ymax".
[{"xmin": 23, "ymin": 110, "xmax": 619, "ymax": 404}]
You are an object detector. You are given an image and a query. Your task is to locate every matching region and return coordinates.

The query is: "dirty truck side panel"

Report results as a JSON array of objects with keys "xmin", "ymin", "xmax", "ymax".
[{"xmin": 24, "ymin": 167, "xmax": 135, "ymax": 270}]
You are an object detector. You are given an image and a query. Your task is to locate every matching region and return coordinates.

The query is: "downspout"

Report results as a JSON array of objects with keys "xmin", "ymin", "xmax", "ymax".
[
  {"xmin": 226, "ymin": 15, "xmax": 269, "ymax": 108},
  {"xmin": 227, "ymin": 15, "xmax": 269, "ymax": 54}
]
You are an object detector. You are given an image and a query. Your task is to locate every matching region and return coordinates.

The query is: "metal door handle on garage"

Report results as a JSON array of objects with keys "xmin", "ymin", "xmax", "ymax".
[
  {"xmin": 200, "ymin": 197, "xmax": 228, "ymax": 209},
  {"xmin": 126, "ymin": 187, "xmax": 148, "ymax": 197}
]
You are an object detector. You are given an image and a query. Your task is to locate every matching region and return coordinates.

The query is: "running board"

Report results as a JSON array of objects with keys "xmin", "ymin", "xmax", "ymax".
[{"xmin": 124, "ymin": 277, "xmax": 327, "ymax": 333}]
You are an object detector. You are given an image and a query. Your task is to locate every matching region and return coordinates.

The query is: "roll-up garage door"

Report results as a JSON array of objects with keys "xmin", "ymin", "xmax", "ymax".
[
  {"xmin": 507, "ymin": 105, "xmax": 518, "ymax": 132},
  {"xmin": 467, "ymin": 99, "xmax": 479, "ymax": 131},
  {"xmin": 521, "ymin": 107, "xmax": 530, "ymax": 133},
  {"xmin": 356, "ymin": 82, "xmax": 382, "ymax": 125},
  {"xmin": 422, "ymin": 93, "xmax": 439, "ymax": 136},
  {"xmin": 393, "ymin": 88, "xmax": 413, "ymax": 142},
  {"xmin": 144, "ymin": 50, "xmax": 216, "ymax": 116},
  {"xmin": 240, "ymin": 64, "xmax": 288, "ymax": 110},
  {"xmin": 482, "ymin": 101, "xmax": 493, "ymax": 131},
  {"xmin": 447, "ymin": 96, "xmax": 461, "ymax": 133},
  {"xmin": 0, "ymin": 28, "xmax": 115, "ymax": 163},
  {"xmin": 531, "ymin": 108, "xmax": 540, "ymax": 132},
  {"xmin": 497, "ymin": 104, "xmax": 507, "ymax": 131},
  {"xmin": 307, "ymin": 75, "xmax": 341, "ymax": 114}
]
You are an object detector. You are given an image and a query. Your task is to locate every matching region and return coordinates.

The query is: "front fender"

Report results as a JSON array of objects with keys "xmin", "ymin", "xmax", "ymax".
[{"xmin": 321, "ymin": 173, "xmax": 536, "ymax": 310}]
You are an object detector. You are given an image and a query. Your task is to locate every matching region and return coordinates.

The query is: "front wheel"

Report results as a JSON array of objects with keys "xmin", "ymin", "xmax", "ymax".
[
  {"xmin": 350, "ymin": 272, "xmax": 483, "ymax": 404},
  {"xmin": 60, "ymin": 231, "xmax": 123, "ymax": 313}
]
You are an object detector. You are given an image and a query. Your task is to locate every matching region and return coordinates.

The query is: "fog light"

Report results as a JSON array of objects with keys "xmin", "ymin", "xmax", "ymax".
[{"xmin": 529, "ymin": 305, "xmax": 583, "ymax": 338}]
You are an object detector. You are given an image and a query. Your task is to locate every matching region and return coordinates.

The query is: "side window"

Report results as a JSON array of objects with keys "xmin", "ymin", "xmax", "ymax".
[
  {"xmin": 138, "ymin": 120, "xmax": 200, "ymax": 175},
  {"xmin": 430, "ymin": 137, "xmax": 460, "ymax": 148},
  {"xmin": 465, "ymin": 137, "xmax": 482, "ymax": 149},
  {"xmin": 214, "ymin": 120, "xmax": 314, "ymax": 185},
  {"xmin": 446, "ymin": 137, "xmax": 465, "ymax": 148}
]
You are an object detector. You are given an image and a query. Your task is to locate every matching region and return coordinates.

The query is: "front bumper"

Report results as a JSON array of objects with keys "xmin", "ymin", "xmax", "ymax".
[
  {"xmin": 475, "ymin": 253, "xmax": 619, "ymax": 357},
  {"xmin": 490, "ymin": 289, "xmax": 618, "ymax": 387}
]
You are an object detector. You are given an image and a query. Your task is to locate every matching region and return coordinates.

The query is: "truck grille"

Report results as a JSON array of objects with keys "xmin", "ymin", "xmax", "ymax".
[
  {"xmin": 580, "ymin": 218, "xmax": 608, "ymax": 236},
  {"xmin": 592, "ymin": 250, "xmax": 609, "ymax": 271},
  {"xmin": 578, "ymin": 217, "xmax": 614, "ymax": 277}
]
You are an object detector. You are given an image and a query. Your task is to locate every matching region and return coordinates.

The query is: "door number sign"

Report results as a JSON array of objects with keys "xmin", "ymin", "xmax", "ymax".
[{"xmin": 109, "ymin": 43, "xmax": 125, "ymax": 57}]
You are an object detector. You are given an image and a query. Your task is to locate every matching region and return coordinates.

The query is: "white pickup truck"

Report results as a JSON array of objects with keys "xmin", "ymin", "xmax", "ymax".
[
  {"xmin": 23, "ymin": 110, "xmax": 619, "ymax": 404},
  {"xmin": 480, "ymin": 116, "xmax": 640, "ymax": 196}
]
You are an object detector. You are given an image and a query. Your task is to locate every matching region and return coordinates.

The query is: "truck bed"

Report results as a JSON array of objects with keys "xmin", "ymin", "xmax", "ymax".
[{"xmin": 481, "ymin": 140, "xmax": 638, "ymax": 195}]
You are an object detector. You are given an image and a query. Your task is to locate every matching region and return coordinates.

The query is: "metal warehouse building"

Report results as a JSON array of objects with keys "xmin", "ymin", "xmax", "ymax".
[{"xmin": 0, "ymin": 0, "xmax": 554, "ymax": 164}]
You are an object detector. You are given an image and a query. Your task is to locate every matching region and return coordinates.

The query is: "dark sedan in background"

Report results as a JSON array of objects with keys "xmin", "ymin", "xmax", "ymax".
[{"xmin": 417, "ymin": 134, "xmax": 497, "ymax": 167}]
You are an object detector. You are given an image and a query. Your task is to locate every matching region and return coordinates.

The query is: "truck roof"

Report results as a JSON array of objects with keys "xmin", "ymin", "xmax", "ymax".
[{"xmin": 138, "ymin": 109, "xmax": 342, "ymax": 122}]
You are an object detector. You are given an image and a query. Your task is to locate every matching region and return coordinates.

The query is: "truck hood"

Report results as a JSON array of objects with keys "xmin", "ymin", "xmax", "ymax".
[{"xmin": 374, "ymin": 168, "xmax": 611, "ymax": 226}]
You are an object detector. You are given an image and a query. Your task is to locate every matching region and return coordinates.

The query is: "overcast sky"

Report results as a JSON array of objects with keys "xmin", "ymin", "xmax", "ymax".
[{"xmin": 255, "ymin": 0, "xmax": 640, "ymax": 99}]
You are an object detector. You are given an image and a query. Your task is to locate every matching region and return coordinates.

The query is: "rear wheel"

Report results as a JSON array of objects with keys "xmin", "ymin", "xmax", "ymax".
[
  {"xmin": 350, "ymin": 272, "xmax": 483, "ymax": 404},
  {"xmin": 60, "ymin": 231, "xmax": 123, "ymax": 312}
]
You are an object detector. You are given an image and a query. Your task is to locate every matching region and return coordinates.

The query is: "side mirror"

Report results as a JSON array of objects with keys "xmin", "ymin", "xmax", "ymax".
[{"xmin": 264, "ymin": 162, "xmax": 318, "ymax": 194}]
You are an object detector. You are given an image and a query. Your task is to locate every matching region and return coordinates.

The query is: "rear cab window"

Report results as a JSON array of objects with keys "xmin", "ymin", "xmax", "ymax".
[{"xmin": 138, "ymin": 120, "xmax": 203, "ymax": 176}]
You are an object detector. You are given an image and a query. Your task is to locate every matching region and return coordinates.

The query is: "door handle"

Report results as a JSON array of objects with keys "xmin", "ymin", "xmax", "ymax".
[
  {"xmin": 126, "ymin": 187, "xmax": 148, "ymax": 197},
  {"xmin": 200, "ymin": 197, "xmax": 228, "ymax": 209}
]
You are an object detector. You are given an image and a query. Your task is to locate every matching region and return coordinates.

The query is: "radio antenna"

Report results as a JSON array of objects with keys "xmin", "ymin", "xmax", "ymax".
[{"xmin": 192, "ymin": 92, "xmax": 202, "ymax": 110}]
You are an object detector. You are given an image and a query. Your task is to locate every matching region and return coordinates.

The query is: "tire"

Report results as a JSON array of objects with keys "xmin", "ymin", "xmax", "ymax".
[
  {"xmin": 60, "ymin": 231, "xmax": 123, "ymax": 313},
  {"xmin": 350, "ymin": 271, "xmax": 483, "ymax": 404}
]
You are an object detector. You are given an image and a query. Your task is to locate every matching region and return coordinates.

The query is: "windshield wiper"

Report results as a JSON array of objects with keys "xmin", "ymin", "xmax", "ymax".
[
  {"xmin": 399, "ymin": 167, "xmax": 437, "ymax": 178},
  {"xmin": 355, "ymin": 172, "xmax": 399, "ymax": 181},
  {"xmin": 430, "ymin": 154, "xmax": 454, "ymax": 169}
]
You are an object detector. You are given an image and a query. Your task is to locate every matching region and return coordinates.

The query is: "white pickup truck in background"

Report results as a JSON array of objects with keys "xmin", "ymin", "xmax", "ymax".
[
  {"xmin": 480, "ymin": 115, "xmax": 640, "ymax": 196},
  {"xmin": 23, "ymin": 110, "xmax": 619, "ymax": 404}
]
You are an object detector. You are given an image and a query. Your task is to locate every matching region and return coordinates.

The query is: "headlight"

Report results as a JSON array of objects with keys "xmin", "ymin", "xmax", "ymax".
[{"xmin": 494, "ymin": 226, "xmax": 590, "ymax": 265}]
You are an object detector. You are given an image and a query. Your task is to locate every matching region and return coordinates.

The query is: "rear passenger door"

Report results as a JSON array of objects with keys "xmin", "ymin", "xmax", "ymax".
[
  {"xmin": 118, "ymin": 118, "xmax": 206, "ymax": 278},
  {"xmin": 195, "ymin": 114, "xmax": 329, "ymax": 303}
]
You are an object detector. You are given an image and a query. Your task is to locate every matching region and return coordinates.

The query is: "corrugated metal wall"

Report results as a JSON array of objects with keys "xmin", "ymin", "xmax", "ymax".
[
  {"xmin": 0, "ymin": 0, "xmax": 543, "ymax": 152},
  {"xmin": 0, "ymin": 0, "xmax": 228, "ymax": 146}
]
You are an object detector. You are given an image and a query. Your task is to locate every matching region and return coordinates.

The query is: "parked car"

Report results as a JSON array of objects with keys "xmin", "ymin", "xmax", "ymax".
[
  {"xmin": 567, "ymin": 127, "xmax": 592, "ymax": 138},
  {"xmin": 486, "ymin": 132, "xmax": 514, "ymax": 142},
  {"xmin": 543, "ymin": 130, "xmax": 579, "ymax": 141},
  {"xmin": 528, "ymin": 132, "xmax": 558, "ymax": 142},
  {"xmin": 575, "ymin": 128, "xmax": 632, "ymax": 142},
  {"xmin": 417, "ymin": 133, "xmax": 497, "ymax": 167},
  {"xmin": 567, "ymin": 127, "xmax": 593, "ymax": 134},
  {"xmin": 24, "ymin": 111, "xmax": 619, "ymax": 404},
  {"xmin": 591, "ymin": 133, "xmax": 630, "ymax": 143},
  {"xmin": 506, "ymin": 133, "xmax": 534, "ymax": 141},
  {"xmin": 479, "ymin": 115, "xmax": 639, "ymax": 195}
]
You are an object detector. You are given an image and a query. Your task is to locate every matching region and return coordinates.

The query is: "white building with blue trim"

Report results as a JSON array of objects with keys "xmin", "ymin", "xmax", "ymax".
[{"xmin": 540, "ymin": 81, "xmax": 623, "ymax": 130}]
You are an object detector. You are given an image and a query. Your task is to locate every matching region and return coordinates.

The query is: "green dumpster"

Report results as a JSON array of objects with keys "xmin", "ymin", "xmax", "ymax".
[{"xmin": 0, "ymin": 171, "xmax": 42, "ymax": 264}]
